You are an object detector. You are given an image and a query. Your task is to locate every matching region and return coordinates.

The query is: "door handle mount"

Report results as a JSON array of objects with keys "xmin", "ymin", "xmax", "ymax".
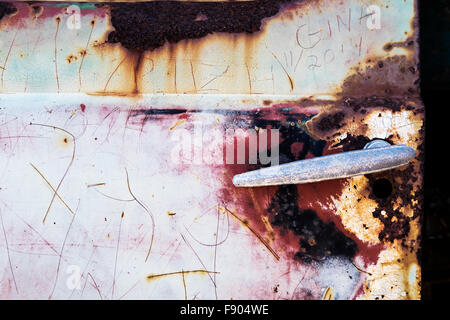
[{"xmin": 232, "ymin": 140, "xmax": 416, "ymax": 187}]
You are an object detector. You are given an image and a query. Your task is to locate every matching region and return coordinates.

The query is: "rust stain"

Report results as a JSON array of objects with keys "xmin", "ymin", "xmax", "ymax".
[
  {"xmin": 106, "ymin": 1, "xmax": 297, "ymax": 52},
  {"xmin": 94, "ymin": 0, "xmax": 303, "ymax": 94},
  {"xmin": 66, "ymin": 54, "xmax": 78, "ymax": 64},
  {"xmin": 383, "ymin": 37, "xmax": 415, "ymax": 52},
  {"xmin": 0, "ymin": 3, "xmax": 17, "ymax": 23},
  {"xmin": 29, "ymin": 4, "xmax": 43, "ymax": 20}
]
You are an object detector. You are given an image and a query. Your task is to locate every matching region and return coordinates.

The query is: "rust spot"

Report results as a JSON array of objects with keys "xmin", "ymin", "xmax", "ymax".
[
  {"xmin": 0, "ymin": 2, "xmax": 17, "ymax": 21},
  {"xmin": 107, "ymin": 0, "xmax": 297, "ymax": 52},
  {"xmin": 78, "ymin": 49, "xmax": 87, "ymax": 58},
  {"xmin": 29, "ymin": 4, "xmax": 43, "ymax": 18},
  {"xmin": 66, "ymin": 54, "xmax": 78, "ymax": 64},
  {"xmin": 383, "ymin": 43, "xmax": 393, "ymax": 52}
]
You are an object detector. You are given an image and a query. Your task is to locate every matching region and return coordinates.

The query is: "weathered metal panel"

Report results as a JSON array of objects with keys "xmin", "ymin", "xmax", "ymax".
[
  {"xmin": 0, "ymin": 1, "xmax": 418, "ymax": 95},
  {"xmin": 0, "ymin": 1, "xmax": 423, "ymax": 300}
]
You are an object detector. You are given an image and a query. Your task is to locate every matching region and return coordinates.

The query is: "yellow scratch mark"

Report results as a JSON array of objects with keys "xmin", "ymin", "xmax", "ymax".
[
  {"xmin": 181, "ymin": 269, "xmax": 187, "ymax": 300},
  {"xmin": 87, "ymin": 182, "xmax": 106, "ymax": 188},
  {"xmin": 261, "ymin": 216, "xmax": 275, "ymax": 241},
  {"xmin": 322, "ymin": 286, "xmax": 335, "ymax": 300},
  {"xmin": 169, "ymin": 119, "xmax": 186, "ymax": 130},
  {"xmin": 247, "ymin": 189, "xmax": 275, "ymax": 242},
  {"xmin": 146, "ymin": 270, "xmax": 218, "ymax": 282},
  {"xmin": 221, "ymin": 206, "xmax": 280, "ymax": 261}
]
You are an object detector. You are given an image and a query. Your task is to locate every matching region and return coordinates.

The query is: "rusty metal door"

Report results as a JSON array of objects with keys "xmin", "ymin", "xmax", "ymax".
[{"xmin": 0, "ymin": 0, "xmax": 423, "ymax": 300}]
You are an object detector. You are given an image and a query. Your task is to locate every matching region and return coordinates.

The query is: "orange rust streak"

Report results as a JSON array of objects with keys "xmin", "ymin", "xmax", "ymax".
[
  {"xmin": 169, "ymin": 119, "xmax": 186, "ymax": 130},
  {"xmin": 146, "ymin": 269, "xmax": 218, "ymax": 281},
  {"xmin": 223, "ymin": 207, "xmax": 280, "ymax": 261}
]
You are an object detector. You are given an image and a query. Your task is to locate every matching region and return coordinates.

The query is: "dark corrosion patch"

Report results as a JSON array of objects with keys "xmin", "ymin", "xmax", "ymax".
[
  {"xmin": 340, "ymin": 55, "xmax": 420, "ymax": 98},
  {"xmin": 265, "ymin": 125, "xmax": 356, "ymax": 263},
  {"xmin": 342, "ymin": 96, "xmax": 405, "ymax": 113},
  {"xmin": 333, "ymin": 134, "xmax": 371, "ymax": 152},
  {"xmin": 315, "ymin": 111, "xmax": 345, "ymax": 132},
  {"xmin": 372, "ymin": 208, "xmax": 410, "ymax": 243},
  {"xmin": 268, "ymin": 185, "xmax": 358, "ymax": 263},
  {"xmin": 335, "ymin": 134, "xmax": 421, "ymax": 246},
  {"xmin": 366, "ymin": 165, "xmax": 420, "ymax": 243},
  {"xmin": 0, "ymin": 2, "xmax": 17, "ymax": 21},
  {"xmin": 107, "ymin": 0, "xmax": 297, "ymax": 51}
]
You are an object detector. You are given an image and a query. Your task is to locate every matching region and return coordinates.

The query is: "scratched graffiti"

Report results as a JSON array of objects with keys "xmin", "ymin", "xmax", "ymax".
[{"xmin": 0, "ymin": 0, "xmax": 423, "ymax": 300}]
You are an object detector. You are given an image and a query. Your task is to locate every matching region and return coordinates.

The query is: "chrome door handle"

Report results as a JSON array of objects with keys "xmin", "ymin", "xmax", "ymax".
[{"xmin": 232, "ymin": 140, "xmax": 416, "ymax": 187}]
